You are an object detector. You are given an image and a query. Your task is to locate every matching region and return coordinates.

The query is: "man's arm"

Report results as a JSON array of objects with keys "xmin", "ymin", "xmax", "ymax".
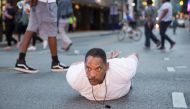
[
  {"xmin": 158, "ymin": 9, "xmax": 168, "ymax": 23},
  {"xmin": 3, "ymin": 11, "xmax": 13, "ymax": 19}
]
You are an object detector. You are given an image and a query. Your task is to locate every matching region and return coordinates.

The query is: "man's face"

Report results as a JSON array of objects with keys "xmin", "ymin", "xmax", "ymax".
[
  {"xmin": 161, "ymin": 0, "xmax": 165, "ymax": 3},
  {"xmin": 85, "ymin": 56, "xmax": 109, "ymax": 86}
]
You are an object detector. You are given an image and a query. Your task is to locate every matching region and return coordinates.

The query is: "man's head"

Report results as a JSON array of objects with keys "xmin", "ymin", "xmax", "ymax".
[
  {"xmin": 161, "ymin": 0, "xmax": 170, "ymax": 3},
  {"xmin": 85, "ymin": 48, "xmax": 109, "ymax": 86},
  {"xmin": 6, "ymin": 0, "xmax": 13, "ymax": 6},
  {"xmin": 146, "ymin": 0, "xmax": 153, "ymax": 5}
]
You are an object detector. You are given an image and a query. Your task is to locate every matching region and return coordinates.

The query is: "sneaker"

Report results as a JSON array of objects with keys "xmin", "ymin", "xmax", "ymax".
[
  {"xmin": 42, "ymin": 40, "xmax": 48, "ymax": 49},
  {"xmin": 51, "ymin": 63, "xmax": 69, "ymax": 72},
  {"xmin": 158, "ymin": 46, "xmax": 165, "ymax": 50},
  {"xmin": 170, "ymin": 42, "xmax": 176, "ymax": 49},
  {"xmin": 3, "ymin": 46, "xmax": 12, "ymax": 51},
  {"xmin": 65, "ymin": 43, "xmax": 72, "ymax": 51},
  {"xmin": 14, "ymin": 60, "xmax": 38, "ymax": 73},
  {"xmin": 28, "ymin": 46, "xmax": 36, "ymax": 51},
  {"xmin": 156, "ymin": 41, "xmax": 161, "ymax": 47}
]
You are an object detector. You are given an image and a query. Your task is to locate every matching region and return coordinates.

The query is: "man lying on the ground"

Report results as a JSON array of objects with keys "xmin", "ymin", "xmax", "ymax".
[{"xmin": 66, "ymin": 48, "xmax": 139, "ymax": 101}]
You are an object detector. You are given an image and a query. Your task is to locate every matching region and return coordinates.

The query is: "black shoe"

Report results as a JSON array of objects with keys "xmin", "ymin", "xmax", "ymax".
[
  {"xmin": 158, "ymin": 46, "xmax": 165, "ymax": 50},
  {"xmin": 65, "ymin": 43, "xmax": 72, "ymax": 51},
  {"xmin": 144, "ymin": 46, "xmax": 150, "ymax": 50},
  {"xmin": 14, "ymin": 60, "xmax": 38, "ymax": 73},
  {"xmin": 51, "ymin": 63, "xmax": 69, "ymax": 72},
  {"xmin": 156, "ymin": 41, "xmax": 161, "ymax": 47},
  {"xmin": 170, "ymin": 42, "xmax": 176, "ymax": 49}
]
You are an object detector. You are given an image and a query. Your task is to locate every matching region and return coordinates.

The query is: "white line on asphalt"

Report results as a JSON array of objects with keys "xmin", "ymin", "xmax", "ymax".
[
  {"xmin": 172, "ymin": 92, "xmax": 187, "ymax": 108},
  {"xmin": 164, "ymin": 57, "xmax": 170, "ymax": 61},
  {"xmin": 175, "ymin": 66, "xmax": 187, "ymax": 69},
  {"xmin": 167, "ymin": 67, "xmax": 175, "ymax": 72}
]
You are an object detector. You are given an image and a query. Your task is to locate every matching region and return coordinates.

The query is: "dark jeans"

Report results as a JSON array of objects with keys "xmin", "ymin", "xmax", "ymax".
[
  {"xmin": 32, "ymin": 35, "xmax": 43, "ymax": 46},
  {"xmin": 159, "ymin": 21, "xmax": 174, "ymax": 48},
  {"xmin": 5, "ymin": 23, "xmax": 17, "ymax": 46},
  {"xmin": 144, "ymin": 22, "xmax": 159, "ymax": 47}
]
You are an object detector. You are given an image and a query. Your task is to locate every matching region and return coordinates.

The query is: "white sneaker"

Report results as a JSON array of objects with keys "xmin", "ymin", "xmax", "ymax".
[
  {"xmin": 28, "ymin": 46, "xmax": 36, "ymax": 51},
  {"xmin": 43, "ymin": 40, "xmax": 48, "ymax": 49}
]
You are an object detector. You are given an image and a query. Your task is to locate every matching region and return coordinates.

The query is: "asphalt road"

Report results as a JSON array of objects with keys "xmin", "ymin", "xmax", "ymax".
[{"xmin": 0, "ymin": 27, "xmax": 190, "ymax": 109}]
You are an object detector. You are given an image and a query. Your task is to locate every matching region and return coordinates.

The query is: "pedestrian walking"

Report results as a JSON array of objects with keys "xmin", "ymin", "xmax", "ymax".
[
  {"xmin": 3, "ymin": 1, "xmax": 17, "ymax": 51},
  {"xmin": 144, "ymin": 0, "xmax": 160, "ymax": 49},
  {"xmin": 14, "ymin": 0, "xmax": 69, "ymax": 73},
  {"xmin": 57, "ymin": 0, "xmax": 73, "ymax": 51},
  {"xmin": 158, "ymin": 0, "xmax": 175, "ymax": 50},
  {"xmin": 68, "ymin": 14, "xmax": 77, "ymax": 32},
  {"xmin": 172, "ymin": 16, "xmax": 178, "ymax": 35},
  {"xmin": 0, "ymin": 15, "xmax": 3, "ymax": 42},
  {"xmin": 66, "ymin": 48, "xmax": 138, "ymax": 101}
]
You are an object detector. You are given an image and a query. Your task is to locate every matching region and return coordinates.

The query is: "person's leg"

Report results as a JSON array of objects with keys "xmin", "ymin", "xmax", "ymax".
[
  {"xmin": 48, "ymin": 37, "xmax": 57, "ymax": 57},
  {"xmin": 27, "ymin": 33, "xmax": 37, "ymax": 51},
  {"xmin": 58, "ymin": 19, "xmax": 72, "ymax": 51},
  {"xmin": 163, "ymin": 21, "xmax": 175, "ymax": 49},
  {"xmin": 19, "ymin": 31, "xmax": 35, "ymax": 53},
  {"xmin": 149, "ymin": 28, "xmax": 160, "ymax": 47},
  {"xmin": 35, "ymin": 35, "xmax": 43, "ymax": 43},
  {"xmin": 4, "ymin": 23, "xmax": 16, "ymax": 50},
  {"xmin": 5, "ymin": 23, "xmax": 12, "ymax": 47},
  {"xmin": 15, "ymin": 5, "xmax": 39, "ymax": 73},
  {"xmin": 32, "ymin": 35, "xmax": 36, "ymax": 46},
  {"xmin": 48, "ymin": 36, "xmax": 69, "ymax": 71},
  {"xmin": 144, "ymin": 23, "xmax": 150, "ymax": 48},
  {"xmin": 38, "ymin": 2, "xmax": 69, "ymax": 72},
  {"xmin": 159, "ymin": 22, "xmax": 167, "ymax": 49},
  {"xmin": 173, "ymin": 27, "xmax": 176, "ymax": 35}
]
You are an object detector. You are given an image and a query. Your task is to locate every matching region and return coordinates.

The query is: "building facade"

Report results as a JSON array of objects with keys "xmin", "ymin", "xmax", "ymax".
[{"xmin": 0, "ymin": 0, "xmax": 142, "ymax": 31}]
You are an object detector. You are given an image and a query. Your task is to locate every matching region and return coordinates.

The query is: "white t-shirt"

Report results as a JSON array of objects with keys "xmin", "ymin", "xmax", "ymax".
[
  {"xmin": 158, "ymin": 2, "xmax": 173, "ymax": 21},
  {"xmin": 66, "ymin": 55, "xmax": 138, "ymax": 100},
  {"xmin": 38, "ymin": 0, "xmax": 56, "ymax": 3}
]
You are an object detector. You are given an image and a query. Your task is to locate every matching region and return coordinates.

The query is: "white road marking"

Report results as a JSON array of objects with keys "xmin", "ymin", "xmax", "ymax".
[
  {"xmin": 167, "ymin": 67, "xmax": 175, "ymax": 72},
  {"xmin": 172, "ymin": 92, "xmax": 187, "ymax": 108},
  {"xmin": 164, "ymin": 57, "xmax": 170, "ymax": 61},
  {"xmin": 175, "ymin": 66, "xmax": 187, "ymax": 69}
]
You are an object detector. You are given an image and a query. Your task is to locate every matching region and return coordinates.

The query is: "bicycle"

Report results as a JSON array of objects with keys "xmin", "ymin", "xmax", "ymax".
[{"xmin": 117, "ymin": 21, "xmax": 143, "ymax": 41}]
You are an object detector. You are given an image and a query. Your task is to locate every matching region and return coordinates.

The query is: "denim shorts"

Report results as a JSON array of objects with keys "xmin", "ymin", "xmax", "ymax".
[{"xmin": 27, "ymin": 1, "xmax": 57, "ymax": 37}]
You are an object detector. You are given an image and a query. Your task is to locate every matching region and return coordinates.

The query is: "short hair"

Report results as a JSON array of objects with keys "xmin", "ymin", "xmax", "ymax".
[
  {"xmin": 85, "ymin": 48, "xmax": 107, "ymax": 64},
  {"xmin": 6, "ymin": 0, "xmax": 13, "ymax": 5},
  {"xmin": 146, "ymin": 0, "xmax": 153, "ymax": 5}
]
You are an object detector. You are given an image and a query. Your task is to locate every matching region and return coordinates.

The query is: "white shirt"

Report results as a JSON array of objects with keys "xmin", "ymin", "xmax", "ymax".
[
  {"xmin": 38, "ymin": 0, "xmax": 56, "ymax": 3},
  {"xmin": 66, "ymin": 55, "xmax": 138, "ymax": 100},
  {"xmin": 158, "ymin": 2, "xmax": 173, "ymax": 21}
]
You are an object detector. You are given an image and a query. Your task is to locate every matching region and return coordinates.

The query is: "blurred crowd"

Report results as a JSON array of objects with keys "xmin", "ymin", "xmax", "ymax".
[{"xmin": 0, "ymin": 0, "xmax": 77, "ymax": 51}]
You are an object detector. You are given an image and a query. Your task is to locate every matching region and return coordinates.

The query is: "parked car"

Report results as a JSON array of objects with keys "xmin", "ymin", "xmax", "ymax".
[{"xmin": 177, "ymin": 19, "xmax": 185, "ymax": 27}]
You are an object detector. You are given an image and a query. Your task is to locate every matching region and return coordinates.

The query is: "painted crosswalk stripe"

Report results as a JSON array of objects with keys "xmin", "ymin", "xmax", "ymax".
[
  {"xmin": 172, "ymin": 92, "xmax": 187, "ymax": 108},
  {"xmin": 164, "ymin": 57, "xmax": 170, "ymax": 61},
  {"xmin": 167, "ymin": 67, "xmax": 175, "ymax": 72},
  {"xmin": 175, "ymin": 66, "xmax": 187, "ymax": 69}
]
